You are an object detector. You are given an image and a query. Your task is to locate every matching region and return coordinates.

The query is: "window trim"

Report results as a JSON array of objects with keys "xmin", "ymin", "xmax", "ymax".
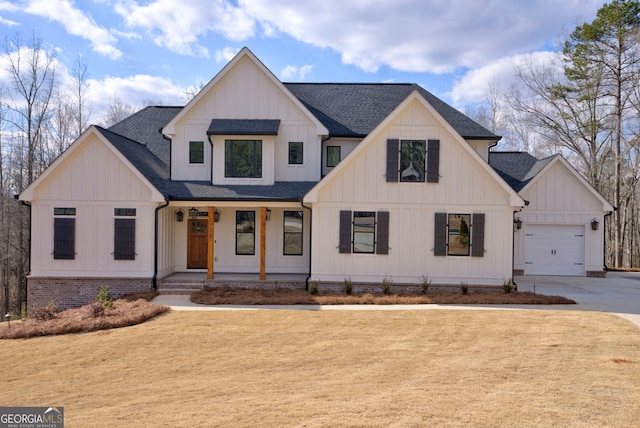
[
  {"xmin": 283, "ymin": 211, "xmax": 303, "ymax": 256},
  {"xmin": 235, "ymin": 211, "xmax": 256, "ymax": 255},
  {"xmin": 352, "ymin": 211, "xmax": 376, "ymax": 254},
  {"xmin": 288, "ymin": 142, "xmax": 304, "ymax": 165},
  {"xmin": 189, "ymin": 141, "xmax": 204, "ymax": 164},
  {"xmin": 225, "ymin": 139, "xmax": 262, "ymax": 178},
  {"xmin": 399, "ymin": 139, "xmax": 426, "ymax": 182},
  {"xmin": 326, "ymin": 145, "xmax": 341, "ymax": 168},
  {"xmin": 447, "ymin": 213, "xmax": 471, "ymax": 257}
]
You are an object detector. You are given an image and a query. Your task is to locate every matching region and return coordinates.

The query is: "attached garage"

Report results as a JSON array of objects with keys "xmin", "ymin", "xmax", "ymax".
[{"xmin": 524, "ymin": 225, "xmax": 585, "ymax": 276}]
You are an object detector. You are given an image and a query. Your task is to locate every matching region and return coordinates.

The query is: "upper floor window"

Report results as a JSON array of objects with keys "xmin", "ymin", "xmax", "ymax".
[
  {"xmin": 189, "ymin": 141, "xmax": 204, "ymax": 164},
  {"xmin": 386, "ymin": 139, "xmax": 440, "ymax": 183},
  {"xmin": 225, "ymin": 140, "xmax": 262, "ymax": 178},
  {"xmin": 400, "ymin": 140, "xmax": 425, "ymax": 182},
  {"xmin": 327, "ymin": 146, "xmax": 341, "ymax": 167},
  {"xmin": 289, "ymin": 142, "xmax": 303, "ymax": 165}
]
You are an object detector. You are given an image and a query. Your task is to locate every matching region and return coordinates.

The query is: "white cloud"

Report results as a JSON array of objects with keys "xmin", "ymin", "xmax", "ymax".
[
  {"xmin": 0, "ymin": 2, "xmax": 20, "ymax": 12},
  {"xmin": 0, "ymin": 15, "xmax": 18, "ymax": 26},
  {"xmin": 215, "ymin": 47, "xmax": 241, "ymax": 63},
  {"xmin": 113, "ymin": 0, "xmax": 255, "ymax": 57},
  {"xmin": 87, "ymin": 74, "xmax": 184, "ymax": 120},
  {"xmin": 280, "ymin": 64, "xmax": 313, "ymax": 80},
  {"xmin": 450, "ymin": 51, "xmax": 561, "ymax": 106},
  {"xmin": 239, "ymin": 0, "xmax": 603, "ymax": 74},
  {"xmin": 23, "ymin": 0, "xmax": 122, "ymax": 59}
]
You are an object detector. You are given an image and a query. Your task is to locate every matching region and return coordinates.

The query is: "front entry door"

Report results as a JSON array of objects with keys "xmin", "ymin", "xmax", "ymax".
[{"xmin": 187, "ymin": 219, "xmax": 208, "ymax": 269}]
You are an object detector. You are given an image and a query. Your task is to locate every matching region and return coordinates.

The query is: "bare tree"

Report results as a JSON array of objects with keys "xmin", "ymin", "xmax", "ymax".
[
  {"xmin": 100, "ymin": 94, "xmax": 138, "ymax": 127},
  {"xmin": 68, "ymin": 51, "xmax": 91, "ymax": 137}
]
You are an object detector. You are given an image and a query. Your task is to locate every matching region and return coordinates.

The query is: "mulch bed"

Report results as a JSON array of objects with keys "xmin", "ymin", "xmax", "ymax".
[
  {"xmin": 191, "ymin": 287, "xmax": 576, "ymax": 306},
  {"xmin": 0, "ymin": 292, "xmax": 169, "ymax": 339}
]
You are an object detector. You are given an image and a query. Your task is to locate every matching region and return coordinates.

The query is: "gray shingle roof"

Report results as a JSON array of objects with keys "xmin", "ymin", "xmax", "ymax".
[
  {"xmin": 100, "ymin": 83, "xmax": 499, "ymax": 201},
  {"xmin": 284, "ymin": 83, "xmax": 498, "ymax": 139},
  {"xmin": 488, "ymin": 151, "xmax": 556, "ymax": 192}
]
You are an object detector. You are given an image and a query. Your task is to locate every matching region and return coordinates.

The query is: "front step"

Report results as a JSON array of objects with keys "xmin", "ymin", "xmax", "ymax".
[{"xmin": 157, "ymin": 279, "xmax": 205, "ymax": 295}]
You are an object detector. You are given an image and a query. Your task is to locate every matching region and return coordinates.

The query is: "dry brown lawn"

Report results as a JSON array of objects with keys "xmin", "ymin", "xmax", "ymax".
[{"xmin": 1, "ymin": 309, "xmax": 639, "ymax": 427}]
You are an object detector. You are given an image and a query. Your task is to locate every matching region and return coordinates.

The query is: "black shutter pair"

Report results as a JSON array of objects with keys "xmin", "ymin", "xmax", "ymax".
[
  {"xmin": 434, "ymin": 213, "xmax": 485, "ymax": 257},
  {"xmin": 386, "ymin": 139, "xmax": 440, "ymax": 183},
  {"xmin": 114, "ymin": 218, "xmax": 136, "ymax": 260},
  {"xmin": 339, "ymin": 210, "xmax": 390, "ymax": 254}
]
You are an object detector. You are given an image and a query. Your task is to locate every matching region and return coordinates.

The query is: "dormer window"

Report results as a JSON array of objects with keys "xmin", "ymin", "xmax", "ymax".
[{"xmin": 225, "ymin": 139, "xmax": 262, "ymax": 178}]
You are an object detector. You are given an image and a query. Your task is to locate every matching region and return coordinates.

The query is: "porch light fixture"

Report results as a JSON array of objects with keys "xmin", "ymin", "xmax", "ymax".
[
  {"xmin": 514, "ymin": 217, "xmax": 522, "ymax": 231},
  {"xmin": 176, "ymin": 209, "xmax": 184, "ymax": 222},
  {"xmin": 266, "ymin": 208, "xmax": 272, "ymax": 221},
  {"xmin": 214, "ymin": 209, "xmax": 220, "ymax": 223},
  {"xmin": 591, "ymin": 218, "xmax": 599, "ymax": 231},
  {"xmin": 189, "ymin": 207, "xmax": 199, "ymax": 220}
]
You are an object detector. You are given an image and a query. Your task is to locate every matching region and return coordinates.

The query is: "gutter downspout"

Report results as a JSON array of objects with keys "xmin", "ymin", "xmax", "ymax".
[
  {"xmin": 512, "ymin": 210, "xmax": 520, "ymax": 292},
  {"xmin": 153, "ymin": 198, "xmax": 171, "ymax": 290},
  {"xmin": 300, "ymin": 197, "xmax": 312, "ymax": 291}
]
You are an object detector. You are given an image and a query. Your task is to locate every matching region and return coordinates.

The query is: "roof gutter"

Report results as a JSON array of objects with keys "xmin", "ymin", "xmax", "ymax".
[{"xmin": 153, "ymin": 197, "xmax": 171, "ymax": 290}]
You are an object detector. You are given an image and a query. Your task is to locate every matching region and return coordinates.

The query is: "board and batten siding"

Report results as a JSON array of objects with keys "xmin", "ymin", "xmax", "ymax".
[
  {"xmin": 170, "ymin": 55, "xmax": 322, "ymax": 183},
  {"xmin": 309, "ymin": 98, "xmax": 517, "ymax": 285},
  {"xmin": 28, "ymin": 134, "xmax": 159, "ymax": 277},
  {"xmin": 514, "ymin": 160, "xmax": 608, "ymax": 275}
]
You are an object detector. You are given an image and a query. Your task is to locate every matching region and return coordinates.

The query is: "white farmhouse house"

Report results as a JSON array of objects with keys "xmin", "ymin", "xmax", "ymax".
[{"xmin": 19, "ymin": 48, "xmax": 612, "ymax": 308}]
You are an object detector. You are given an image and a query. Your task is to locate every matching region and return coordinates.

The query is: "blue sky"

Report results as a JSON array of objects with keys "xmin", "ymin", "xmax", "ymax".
[{"xmin": 0, "ymin": 0, "xmax": 607, "ymax": 124}]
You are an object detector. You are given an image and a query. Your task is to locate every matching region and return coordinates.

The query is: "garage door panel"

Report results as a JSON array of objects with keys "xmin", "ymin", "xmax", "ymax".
[{"xmin": 524, "ymin": 225, "xmax": 584, "ymax": 276}]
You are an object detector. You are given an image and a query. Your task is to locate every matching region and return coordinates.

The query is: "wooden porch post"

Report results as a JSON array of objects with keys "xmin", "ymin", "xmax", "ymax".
[
  {"xmin": 207, "ymin": 206, "xmax": 215, "ymax": 279},
  {"xmin": 260, "ymin": 206, "xmax": 267, "ymax": 280}
]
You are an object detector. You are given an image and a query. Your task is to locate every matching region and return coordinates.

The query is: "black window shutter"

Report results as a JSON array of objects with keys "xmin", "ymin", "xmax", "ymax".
[
  {"xmin": 114, "ymin": 218, "xmax": 136, "ymax": 260},
  {"xmin": 386, "ymin": 139, "xmax": 399, "ymax": 182},
  {"xmin": 434, "ymin": 212, "xmax": 447, "ymax": 256},
  {"xmin": 376, "ymin": 211, "xmax": 390, "ymax": 255},
  {"xmin": 471, "ymin": 213, "xmax": 485, "ymax": 257},
  {"xmin": 427, "ymin": 139, "xmax": 440, "ymax": 183},
  {"xmin": 339, "ymin": 210, "xmax": 352, "ymax": 253},
  {"xmin": 53, "ymin": 218, "xmax": 75, "ymax": 260}
]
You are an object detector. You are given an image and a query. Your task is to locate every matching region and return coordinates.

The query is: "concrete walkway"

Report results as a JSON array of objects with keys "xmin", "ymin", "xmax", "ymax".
[{"xmin": 152, "ymin": 271, "xmax": 640, "ymax": 328}]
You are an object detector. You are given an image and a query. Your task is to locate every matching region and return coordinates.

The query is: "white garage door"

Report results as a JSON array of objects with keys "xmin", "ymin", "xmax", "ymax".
[{"xmin": 524, "ymin": 225, "xmax": 585, "ymax": 276}]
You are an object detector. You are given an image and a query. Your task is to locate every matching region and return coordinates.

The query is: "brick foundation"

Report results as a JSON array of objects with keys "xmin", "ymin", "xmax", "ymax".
[
  {"xmin": 27, "ymin": 277, "xmax": 154, "ymax": 310},
  {"xmin": 586, "ymin": 270, "xmax": 607, "ymax": 278}
]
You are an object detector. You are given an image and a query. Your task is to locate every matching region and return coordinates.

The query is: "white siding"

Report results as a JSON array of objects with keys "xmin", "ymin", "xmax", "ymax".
[
  {"xmin": 310, "ymin": 98, "xmax": 517, "ymax": 285},
  {"xmin": 514, "ymin": 160, "xmax": 607, "ymax": 275},
  {"xmin": 170, "ymin": 56, "xmax": 322, "ymax": 183},
  {"xmin": 29, "ymin": 135, "xmax": 159, "ymax": 277}
]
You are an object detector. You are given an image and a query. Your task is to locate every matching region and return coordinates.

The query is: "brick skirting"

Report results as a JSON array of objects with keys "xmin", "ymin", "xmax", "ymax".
[{"xmin": 27, "ymin": 277, "xmax": 154, "ymax": 310}]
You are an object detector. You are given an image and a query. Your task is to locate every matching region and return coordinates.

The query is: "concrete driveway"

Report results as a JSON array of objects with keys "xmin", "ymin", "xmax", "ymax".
[
  {"xmin": 514, "ymin": 271, "xmax": 640, "ymax": 328},
  {"xmin": 153, "ymin": 272, "xmax": 640, "ymax": 329}
]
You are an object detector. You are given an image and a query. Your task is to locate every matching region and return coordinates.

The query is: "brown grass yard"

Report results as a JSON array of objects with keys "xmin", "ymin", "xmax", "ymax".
[{"xmin": 1, "ymin": 310, "xmax": 639, "ymax": 427}]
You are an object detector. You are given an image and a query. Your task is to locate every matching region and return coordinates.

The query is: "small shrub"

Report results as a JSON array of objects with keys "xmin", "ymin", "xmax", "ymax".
[
  {"xmin": 381, "ymin": 276, "xmax": 393, "ymax": 295},
  {"xmin": 308, "ymin": 280, "xmax": 319, "ymax": 295},
  {"xmin": 460, "ymin": 283, "xmax": 469, "ymax": 295},
  {"xmin": 343, "ymin": 277, "xmax": 353, "ymax": 295},
  {"xmin": 86, "ymin": 301, "xmax": 105, "ymax": 317},
  {"xmin": 30, "ymin": 301, "xmax": 59, "ymax": 321},
  {"xmin": 503, "ymin": 279, "xmax": 513, "ymax": 294},
  {"xmin": 96, "ymin": 285, "xmax": 113, "ymax": 309},
  {"xmin": 420, "ymin": 275, "xmax": 431, "ymax": 294}
]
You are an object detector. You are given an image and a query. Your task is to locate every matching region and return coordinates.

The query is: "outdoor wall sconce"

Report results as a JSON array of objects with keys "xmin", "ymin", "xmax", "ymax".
[
  {"xmin": 176, "ymin": 209, "xmax": 184, "ymax": 222},
  {"xmin": 514, "ymin": 217, "xmax": 522, "ymax": 231},
  {"xmin": 266, "ymin": 208, "xmax": 272, "ymax": 221},
  {"xmin": 189, "ymin": 207, "xmax": 199, "ymax": 220},
  {"xmin": 214, "ymin": 209, "xmax": 220, "ymax": 223},
  {"xmin": 591, "ymin": 218, "xmax": 599, "ymax": 231}
]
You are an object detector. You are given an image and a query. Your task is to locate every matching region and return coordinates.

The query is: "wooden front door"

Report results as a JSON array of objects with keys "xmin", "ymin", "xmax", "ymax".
[{"xmin": 187, "ymin": 219, "xmax": 208, "ymax": 269}]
